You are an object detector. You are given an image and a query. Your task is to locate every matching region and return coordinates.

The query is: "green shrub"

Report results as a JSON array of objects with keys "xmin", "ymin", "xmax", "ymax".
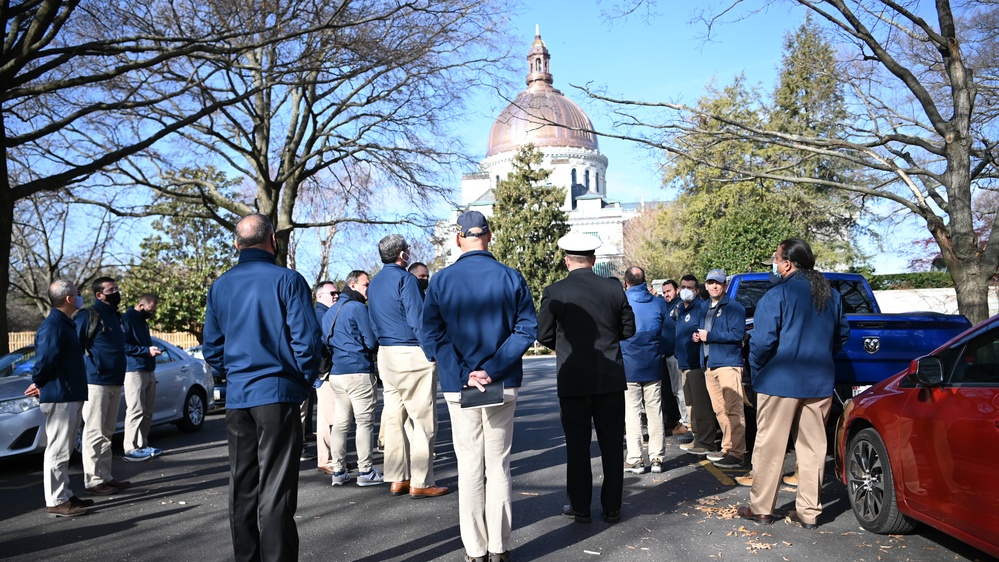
[{"xmin": 868, "ymin": 272, "xmax": 954, "ymax": 290}]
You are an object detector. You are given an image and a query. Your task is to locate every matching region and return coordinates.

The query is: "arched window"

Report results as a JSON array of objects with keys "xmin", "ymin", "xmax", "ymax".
[
  {"xmin": 495, "ymin": 175, "xmax": 500, "ymax": 187},
  {"xmin": 571, "ymin": 168, "xmax": 577, "ymax": 185},
  {"xmin": 536, "ymin": 58, "xmax": 541, "ymax": 72},
  {"xmin": 595, "ymin": 172, "xmax": 600, "ymax": 193},
  {"xmin": 584, "ymin": 170, "xmax": 590, "ymax": 190}
]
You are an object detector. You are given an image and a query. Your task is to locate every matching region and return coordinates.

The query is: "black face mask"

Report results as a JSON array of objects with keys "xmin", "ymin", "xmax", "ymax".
[
  {"xmin": 104, "ymin": 292, "xmax": 122, "ymax": 308},
  {"xmin": 417, "ymin": 279, "xmax": 429, "ymax": 292},
  {"xmin": 139, "ymin": 309, "xmax": 154, "ymax": 320}
]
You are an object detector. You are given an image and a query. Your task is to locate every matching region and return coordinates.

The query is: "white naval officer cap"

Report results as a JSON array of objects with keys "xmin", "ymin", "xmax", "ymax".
[{"xmin": 557, "ymin": 232, "xmax": 602, "ymax": 256}]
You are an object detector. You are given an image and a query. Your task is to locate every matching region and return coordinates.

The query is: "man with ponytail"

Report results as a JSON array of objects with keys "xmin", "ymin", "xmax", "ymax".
[{"xmin": 737, "ymin": 238, "xmax": 850, "ymax": 529}]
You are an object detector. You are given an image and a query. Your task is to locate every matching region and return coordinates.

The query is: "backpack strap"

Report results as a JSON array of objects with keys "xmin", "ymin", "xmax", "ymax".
[{"xmin": 84, "ymin": 306, "xmax": 103, "ymax": 355}]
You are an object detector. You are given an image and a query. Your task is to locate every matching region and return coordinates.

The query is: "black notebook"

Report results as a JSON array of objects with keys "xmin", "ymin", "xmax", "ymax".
[{"xmin": 460, "ymin": 384, "xmax": 504, "ymax": 409}]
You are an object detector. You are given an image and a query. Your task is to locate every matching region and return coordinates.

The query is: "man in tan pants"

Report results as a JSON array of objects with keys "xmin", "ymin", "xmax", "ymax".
[
  {"xmin": 367, "ymin": 234, "xmax": 447, "ymax": 498},
  {"xmin": 738, "ymin": 239, "xmax": 849, "ymax": 528},
  {"xmin": 693, "ymin": 269, "xmax": 747, "ymax": 470}
]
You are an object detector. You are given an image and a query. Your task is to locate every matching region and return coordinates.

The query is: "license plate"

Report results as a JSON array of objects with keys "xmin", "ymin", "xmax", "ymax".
[{"xmin": 852, "ymin": 385, "xmax": 871, "ymax": 397}]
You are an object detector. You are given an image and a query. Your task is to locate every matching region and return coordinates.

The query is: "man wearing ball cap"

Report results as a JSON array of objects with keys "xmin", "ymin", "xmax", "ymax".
[{"xmin": 537, "ymin": 232, "xmax": 636, "ymax": 524}]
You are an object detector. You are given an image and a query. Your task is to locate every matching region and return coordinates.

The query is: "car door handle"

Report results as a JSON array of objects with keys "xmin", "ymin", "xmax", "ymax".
[{"xmin": 181, "ymin": 366, "xmax": 189, "ymax": 372}]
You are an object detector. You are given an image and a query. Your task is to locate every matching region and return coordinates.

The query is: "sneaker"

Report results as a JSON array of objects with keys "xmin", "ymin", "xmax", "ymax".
[
  {"xmin": 783, "ymin": 474, "xmax": 799, "ymax": 486},
  {"xmin": 685, "ymin": 446, "xmax": 715, "ymax": 456},
  {"xmin": 124, "ymin": 449, "xmax": 153, "ymax": 462},
  {"xmin": 650, "ymin": 459, "xmax": 663, "ymax": 473},
  {"xmin": 678, "ymin": 441, "xmax": 698, "ymax": 450},
  {"xmin": 712, "ymin": 454, "xmax": 745, "ymax": 468},
  {"xmin": 356, "ymin": 468, "xmax": 385, "ymax": 487},
  {"xmin": 331, "ymin": 470, "xmax": 350, "ymax": 486},
  {"xmin": 706, "ymin": 451, "xmax": 726, "ymax": 462},
  {"xmin": 47, "ymin": 501, "xmax": 88, "ymax": 517},
  {"xmin": 624, "ymin": 460, "xmax": 648, "ymax": 474},
  {"xmin": 301, "ymin": 448, "xmax": 317, "ymax": 461},
  {"xmin": 734, "ymin": 472, "xmax": 754, "ymax": 487},
  {"xmin": 145, "ymin": 447, "xmax": 164, "ymax": 458}
]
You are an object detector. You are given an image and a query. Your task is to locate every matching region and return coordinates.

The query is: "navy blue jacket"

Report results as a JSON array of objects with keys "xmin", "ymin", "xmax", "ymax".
[
  {"xmin": 367, "ymin": 264, "xmax": 426, "ymax": 352},
  {"xmin": 322, "ymin": 294, "xmax": 377, "ymax": 375},
  {"xmin": 621, "ymin": 286, "xmax": 667, "ymax": 383},
  {"xmin": 422, "ymin": 250, "xmax": 537, "ymax": 392},
  {"xmin": 750, "ymin": 271, "xmax": 850, "ymax": 398},
  {"xmin": 315, "ymin": 301, "xmax": 330, "ymax": 326},
  {"xmin": 123, "ymin": 308, "xmax": 156, "ymax": 372},
  {"xmin": 673, "ymin": 298, "xmax": 707, "ymax": 370},
  {"xmin": 699, "ymin": 295, "xmax": 746, "ymax": 369},
  {"xmin": 660, "ymin": 297, "xmax": 680, "ymax": 357},
  {"xmin": 203, "ymin": 248, "xmax": 322, "ymax": 409},
  {"xmin": 74, "ymin": 299, "xmax": 127, "ymax": 386},
  {"xmin": 32, "ymin": 309, "xmax": 88, "ymax": 403}
]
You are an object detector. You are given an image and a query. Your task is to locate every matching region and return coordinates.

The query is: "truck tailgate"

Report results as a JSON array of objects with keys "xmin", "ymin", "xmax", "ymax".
[{"xmin": 835, "ymin": 312, "xmax": 971, "ymax": 385}]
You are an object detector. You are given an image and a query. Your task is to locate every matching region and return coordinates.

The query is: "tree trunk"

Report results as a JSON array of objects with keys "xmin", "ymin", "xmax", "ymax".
[
  {"xmin": 0, "ymin": 179, "xmax": 13, "ymax": 354},
  {"xmin": 952, "ymin": 264, "xmax": 991, "ymax": 325}
]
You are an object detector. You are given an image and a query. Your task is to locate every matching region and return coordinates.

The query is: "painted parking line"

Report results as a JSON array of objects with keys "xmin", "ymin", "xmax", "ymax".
[{"xmin": 700, "ymin": 459, "xmax": 738, "ymax": 486}]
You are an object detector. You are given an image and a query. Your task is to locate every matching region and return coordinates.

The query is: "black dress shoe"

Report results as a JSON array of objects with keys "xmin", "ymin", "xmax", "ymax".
[
  {"xmin": 603, "ymin": 510, "xmax": 621, "ymax": 524},
  {"xmin": 736, "ymin": 505, "xmax": 774, "ymax": 525},
  {"xmin": 787, "ymin": 510, "xmax": 818, "ymax": 529},
  {"xmin": 562, "ymin": 504, "xmax": 591, "ymax": 523},
  {"xmin": 69, "ymin": 495, "xmax": 95, "ymax": 507}
]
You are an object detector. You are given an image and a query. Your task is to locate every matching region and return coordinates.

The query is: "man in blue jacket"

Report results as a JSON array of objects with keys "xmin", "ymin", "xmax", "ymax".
[
  {"xmin": 659, "ymin": 280, "xmax": 689, "ymax": 436},
  {"xmin": 423, "ymin": 211, "xmax": 537, "ymax": 562},
  {"xmin": 621, "ymin": 267, "xmax": 668, "ymax": 474},
  {"xmin": 203, "ymin": 214, "xmax": 323, "ymax": 562},
  {"xmin": 75, "ymin": 276, "xmax": 130, "ymax": 496},
  {"xmin": 122, "ymin": 293, "xmax": 162, "ymax": 462},
  {"xmin": 738, "ymin": 239, "xmax": 849, "ymax": 528},
  {"xmin": 322, "ymin": 270, "xmax": 383, "ymax": 487},
  {"xmin": 675, "ymin": 275, "xmax": 718, "ymax": 456},
  {"xmin": 25, "ymin": 280, "xmax": 92, "ymax": 517},
  {"xmin": 693, "ymin": 269, "xmax": 747, "ymax": 469},
  {"xmin": 367, "ymin": 234, "xmax": 446, "ymax": 498}
]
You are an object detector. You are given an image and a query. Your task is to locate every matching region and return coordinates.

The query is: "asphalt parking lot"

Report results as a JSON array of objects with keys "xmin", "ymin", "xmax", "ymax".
[{"xmin": 0, "ymin": 356, "xmax": 993, "ymax": 562}]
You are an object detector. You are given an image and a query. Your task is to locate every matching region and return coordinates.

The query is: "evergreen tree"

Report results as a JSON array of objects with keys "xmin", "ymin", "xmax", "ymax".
[{"xmin": 490, "ymin": 144, "xmax": 571, "ymax": 310}]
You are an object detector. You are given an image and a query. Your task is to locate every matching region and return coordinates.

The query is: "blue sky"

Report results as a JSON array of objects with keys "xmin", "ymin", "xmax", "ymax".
[{"xmin": 453, "ymin": 1, "xmax": 917, "ymax": 273}]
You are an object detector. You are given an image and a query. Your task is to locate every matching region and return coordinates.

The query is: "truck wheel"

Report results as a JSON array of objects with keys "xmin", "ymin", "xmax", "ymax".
[
  {"xmin": 176, "ymin": 388, "xmax": 206, "ymax": 433},
  {"xmin": 845, "ymin": 428, "xmax": 917, "ymax": 534}
]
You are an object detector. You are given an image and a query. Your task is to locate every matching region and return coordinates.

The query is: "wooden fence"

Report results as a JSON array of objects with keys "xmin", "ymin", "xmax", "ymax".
[{"xmin": 8, "ymin": 331, "xmax": 200, "ymax": 353}]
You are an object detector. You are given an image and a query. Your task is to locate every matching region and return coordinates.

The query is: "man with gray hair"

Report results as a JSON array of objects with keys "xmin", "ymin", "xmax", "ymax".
[
  {"xmin": 25, "ymin": 280, "xmax": 92, "ymax": 517},
  {"xmin": 367, "ymin": 234, "xmax": 447, "ymax": 498},
  {"xmin": 203, "ymin": 213, "xmax": 323, "ymax": 562}
]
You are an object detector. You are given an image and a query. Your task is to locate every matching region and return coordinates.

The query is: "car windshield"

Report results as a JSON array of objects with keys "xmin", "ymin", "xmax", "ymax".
[{"xmin": 0, "ymin": 348, "xmax": 36, "ymax": 378}]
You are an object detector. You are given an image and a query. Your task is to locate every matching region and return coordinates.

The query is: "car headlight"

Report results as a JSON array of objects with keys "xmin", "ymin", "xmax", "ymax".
[{"xmin": 0, "ymin": 396, "xmax": 40, "ymax": 415}]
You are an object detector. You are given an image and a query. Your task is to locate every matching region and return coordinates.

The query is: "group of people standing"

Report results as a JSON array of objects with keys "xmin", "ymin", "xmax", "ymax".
[
  {"xmin": 27, "ymin": 277, "xmax": 164, "ymax": 517},
  {"xmin": 28, "ymin": 207, "xmax": 849, "ymax": 561}
]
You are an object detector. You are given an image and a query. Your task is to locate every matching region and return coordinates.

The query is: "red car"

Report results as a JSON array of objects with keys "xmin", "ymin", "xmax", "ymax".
[{"xmin": 835, "ymin": 313, "xmax": 999, "ymax": 559}]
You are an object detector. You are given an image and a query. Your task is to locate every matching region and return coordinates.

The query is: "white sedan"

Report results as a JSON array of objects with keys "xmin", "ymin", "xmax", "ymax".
[{"xmin": 0, "ymin": 337, "xmax": 214, "ymax": 458}]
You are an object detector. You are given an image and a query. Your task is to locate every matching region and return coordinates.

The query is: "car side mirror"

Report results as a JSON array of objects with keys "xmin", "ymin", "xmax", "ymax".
[{"xmin": 907, "ymin": 356, "xmax": 944, "ymax": 387}]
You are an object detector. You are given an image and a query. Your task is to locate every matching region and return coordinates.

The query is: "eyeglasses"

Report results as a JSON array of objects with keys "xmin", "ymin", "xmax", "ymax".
[{"xmin": 101, "ymin": 288, "xmax": 119, "ymax": 294}]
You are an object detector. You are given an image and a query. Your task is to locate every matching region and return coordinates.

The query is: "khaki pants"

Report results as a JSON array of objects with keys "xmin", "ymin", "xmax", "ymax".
[
  {"xmin": 704, "ymin": 366, "xmax": 746, "ymax": 459},
  {"xmin": 124, "ymin": 370, "xmax": 156, "ymax": 453},
  {"xmin": 446, "ymin": 396, "xmax": 516, "ymax": 557},
  {"xmin": 750, "ymin": 393, "xmax": 831, "ymax": 523},
  {"xmin": 624, "ymin": 380, "xmax": 665, "ymax": 464},
  {"xmin": 682, "ymin": 368, "xmax": 717, "ymax": 448},
  {"xmin": 378, "ymin": 346, "xmax": 438, "ymax": 487},
  {"xmin": 41, "ymin": 401, "xmax": 83, "ymax": 506},
  {"xmin": 315, "ymin": 380, "xmax": 336, "ymax": 470},
  {"xmin": 83, "ymin": 384, "xmax": 122, "ymax": 488},
  {"xmin": 329, "ymin": 373, "xmax": 378, "ymax": 473}
]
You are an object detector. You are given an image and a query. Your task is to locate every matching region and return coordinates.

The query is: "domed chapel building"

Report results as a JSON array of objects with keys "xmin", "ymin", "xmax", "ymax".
[{"xmin": 453, "ymin": 27, "xmax": 638, "ymax": 275}]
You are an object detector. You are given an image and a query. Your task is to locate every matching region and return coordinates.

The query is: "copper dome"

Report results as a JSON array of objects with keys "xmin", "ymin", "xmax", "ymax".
[{"xmin": 485, "ymin": 29, "xmax": 599, "ymax": 157}]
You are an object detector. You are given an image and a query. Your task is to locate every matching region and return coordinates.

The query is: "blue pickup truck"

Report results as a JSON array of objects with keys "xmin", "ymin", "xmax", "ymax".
[{"xmin": 727, "ymin": 272, "xmax": 972, "ymax": 406}]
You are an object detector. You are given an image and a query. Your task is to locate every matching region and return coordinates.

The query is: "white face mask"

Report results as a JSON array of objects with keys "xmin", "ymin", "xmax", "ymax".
[
  {"xmin": 772, "ymin": 262, "xmax": 780, "ymax": 277},
  {"xmin": 679, "ymin": 288, "xmax": 694, "ymax": 302}
]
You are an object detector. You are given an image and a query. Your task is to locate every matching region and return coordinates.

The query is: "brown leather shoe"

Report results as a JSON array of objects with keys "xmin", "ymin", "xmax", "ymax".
[
  {"xmin": 106, "ymin": 479, "xmax": 131, "ymax": 489},
  {"xmin": 86, "ymin": 483, "xmax": 119, "ymax": 496},
  {"xmin": 671, "ymin": 424, "xmax": 689, "ymax": 435},
  {"xmin": 409, "ymin": 485, "xmax": 448, "ymax": 499},
  {"xmin": 787, "ymin": 509, "xmax": 818, "ymax": 529},
  {"xmin": 783, "ymin": 474, "xmax": 799, "ymax": 486},
  {"xmin": 389, "ymin": 480, "xmax": 410, "ymax": 496},
  {"xmin": 47, "ymin": 501, "xmax": 88, "ymax": 517},
  {"xmin": 736, "ymin": 505, "xmax": 774, "ymax": 525},
  {"xmin": 317, "ymin": 466, "xmax": 336, "ymax": 475}
]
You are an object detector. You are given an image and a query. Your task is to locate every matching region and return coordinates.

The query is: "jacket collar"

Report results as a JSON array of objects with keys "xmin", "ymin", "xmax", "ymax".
[
  {"xmin": 456, "ymin": 250, "xmax": 495, "ymax": 262},
  {"xmin": 237, "ymin": 248, "xmax": 277, "ymax": 265}
]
